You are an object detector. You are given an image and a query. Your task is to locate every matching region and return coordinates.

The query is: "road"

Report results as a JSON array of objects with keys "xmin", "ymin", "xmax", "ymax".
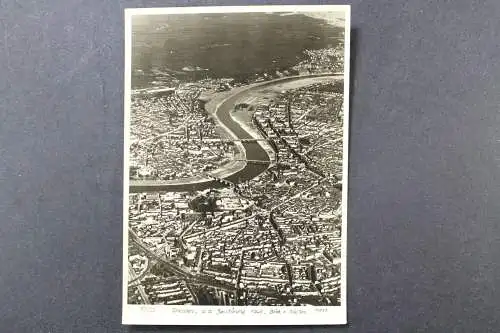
[
  {"xmin": 129, "ymin": 73, "xmax": 341, "ymax": 193},
  {"xmin": 129, "ymin": 228, "xmax": 237, "ymax": 293},
  {"xmin": 128, "ymin": 262, "xmax": 151, "ymax": 304}
]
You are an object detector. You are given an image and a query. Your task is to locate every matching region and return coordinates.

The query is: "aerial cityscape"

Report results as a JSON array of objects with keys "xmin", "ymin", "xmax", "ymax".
[{"xmin": 126, "ymin": 9, "xmax": 348, "ymax": 308}]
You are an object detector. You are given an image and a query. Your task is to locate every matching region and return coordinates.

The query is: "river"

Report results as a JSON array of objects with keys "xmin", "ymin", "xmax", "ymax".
[{"xmin": 129, "ymin": 74, "xmax": 340, "ymax": 193}]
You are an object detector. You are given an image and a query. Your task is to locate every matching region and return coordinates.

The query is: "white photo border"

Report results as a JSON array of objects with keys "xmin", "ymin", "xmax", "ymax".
[{"xmin": 123, "ymin": 5, "xmax": 350, "ymax": 326}]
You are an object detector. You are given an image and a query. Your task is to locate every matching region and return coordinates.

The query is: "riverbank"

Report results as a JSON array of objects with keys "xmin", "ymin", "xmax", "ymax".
[{"xmin": 129, "ymin": 73, "xmax": 340, "ymax": 193}]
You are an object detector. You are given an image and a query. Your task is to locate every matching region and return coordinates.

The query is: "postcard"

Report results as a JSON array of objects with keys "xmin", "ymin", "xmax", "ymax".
[{"xmin": 123, "ymin": 5, "xmax": 350, "ymax": 325}]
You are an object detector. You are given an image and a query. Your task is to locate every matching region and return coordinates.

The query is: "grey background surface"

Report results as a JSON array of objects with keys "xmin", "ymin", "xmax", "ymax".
[{"xmin": 1, "ymin": 0, "xmax": 499, "ymax": 332}]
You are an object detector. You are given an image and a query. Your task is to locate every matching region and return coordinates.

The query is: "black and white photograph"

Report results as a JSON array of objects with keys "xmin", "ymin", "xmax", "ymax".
[{"xmin": 123, "ymin": 5, "xmax": 350, "ymax": 325}]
